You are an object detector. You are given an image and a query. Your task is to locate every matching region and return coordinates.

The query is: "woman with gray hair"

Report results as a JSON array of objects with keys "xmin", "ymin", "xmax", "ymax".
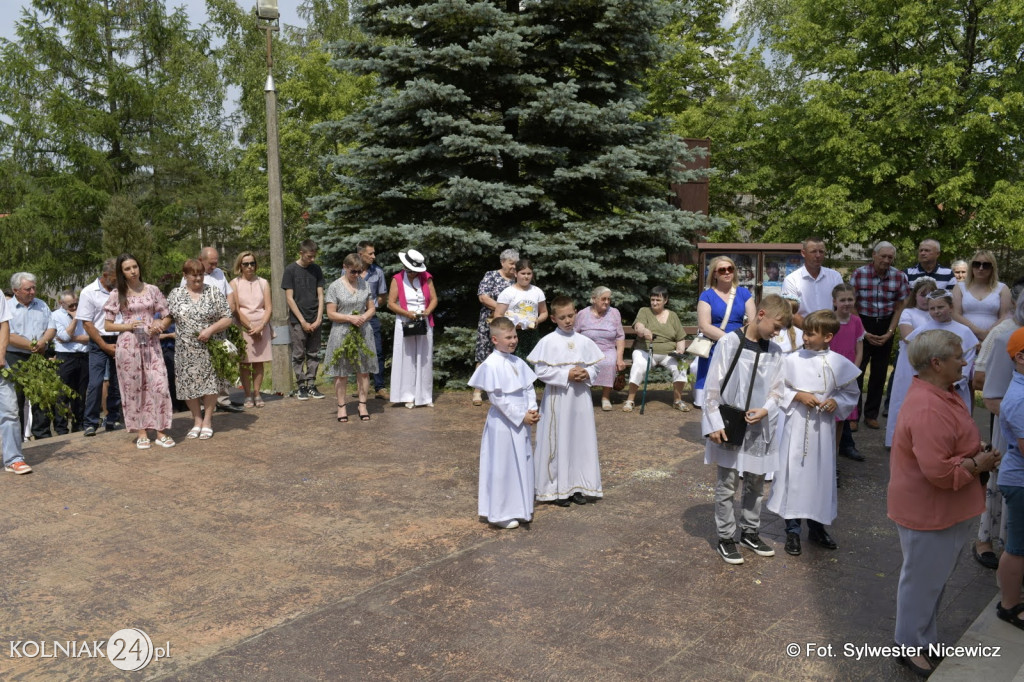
[
  {"xmin": 472, "ymin": 248, "xmax": 519, "ymax": 405},
  {"xmin": 888, "ymin": 329, "xmax": 1000, "ymax": 677},
  {"xmin": 574, "ymin": 286, "xmax": 626, "ymax": 411}
]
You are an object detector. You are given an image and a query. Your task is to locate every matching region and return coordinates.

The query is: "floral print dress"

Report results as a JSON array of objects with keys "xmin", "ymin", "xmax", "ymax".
[
  {"xmin": 475, "ymin": 269, "xmax": 515, "ymax": 362},
  {"xmin": 166, "ymin": 285, "xmax": 232, "ymax": 401},
  {"xmin": 103, "ymin": 284, "xmax": 173, "ymax": 431}
]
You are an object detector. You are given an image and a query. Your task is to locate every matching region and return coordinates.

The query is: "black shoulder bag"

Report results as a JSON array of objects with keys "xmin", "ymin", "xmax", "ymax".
[{"xmin": 715, "ymin": 329, "xmax": 761, "ymax": 445}]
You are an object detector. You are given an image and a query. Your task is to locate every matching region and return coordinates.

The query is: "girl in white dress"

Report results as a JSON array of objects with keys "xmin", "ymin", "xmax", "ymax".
[{"xmin": 886, "ymin": 290, "xmax": 978, "ymax": 447}]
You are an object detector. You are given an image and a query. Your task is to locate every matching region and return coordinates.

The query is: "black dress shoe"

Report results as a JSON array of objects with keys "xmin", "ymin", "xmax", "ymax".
[
  {"xmin": 785, "ymin": 533, "xmax": 802, "ymax": 556},
  {"xmin": 571, "ymin": 492, "xmax": 587, "ymax": 505},
  {"xmin": 809, "ymin": 529, "xmax": 838, "ymax": 550},
  {"xmin": 552, "ymin": 498, "xmax": 571, "ymax": 507},
  {"xmin": 973, "ymin": 544, "xmax": 999, "ymax": 570},
  {"xmin": 839, "ymin": 447, "xmax": 865, "ymax": 462}
]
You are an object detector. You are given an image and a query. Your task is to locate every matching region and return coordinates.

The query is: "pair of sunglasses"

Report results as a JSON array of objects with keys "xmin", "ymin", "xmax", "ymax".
[
  {"xmin": 716, "ymin": 265, "xmax": 735, "ymax": 274},
  {"xmin": 972, "ymin": 261, "xmax": 993, "ymax": 270}
]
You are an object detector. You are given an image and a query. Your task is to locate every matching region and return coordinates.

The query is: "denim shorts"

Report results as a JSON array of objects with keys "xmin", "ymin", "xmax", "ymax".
[{"xmin": 999, "ymin": 484, "xmax": 1024, "ymax": 556}]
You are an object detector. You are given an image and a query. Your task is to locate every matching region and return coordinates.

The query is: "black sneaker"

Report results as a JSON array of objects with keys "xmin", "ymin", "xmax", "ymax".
[
  {"xmin": 307, "ymin": 386, "xmax": 326, "ymax": 400},
  {"xmin": 104, "ymin": 421, "xmax": 123, "ymax": 432},
  {"xmin": 83, "ymin": 426, "xmax": 97, "ymax": 437},
  {"xmin": 296, "ymin": 386, "xmax": 310, "ymax": 401},
  {"xmin": 740, "ymin": 533, "xmax": 775, "ymax": 557},
  {"xmin": 785, "ymin": 533, "xmax": 802, "ymax": 556},
  {"xmin": 717, "ymin": 538, "xmax": 744, "ymax": 564}
]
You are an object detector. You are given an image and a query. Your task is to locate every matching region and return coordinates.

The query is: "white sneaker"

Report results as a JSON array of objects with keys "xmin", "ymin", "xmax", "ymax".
[
  {"xmin": 406, "ymin": 402, "xmax": 415, "ymax": 409},
  {"xmin": 491, "ymin": 519, "xmax": 520, "ymax": 529},
  {"xmin": 601, "ymin": 398, "xmax": 612, "ymax": 411}
]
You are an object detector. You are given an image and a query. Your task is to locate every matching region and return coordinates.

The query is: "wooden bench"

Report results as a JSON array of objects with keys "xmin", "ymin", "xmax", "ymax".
[{"xmin": 621, "ymin": 324, "xmax": 699, "ymax": 370}]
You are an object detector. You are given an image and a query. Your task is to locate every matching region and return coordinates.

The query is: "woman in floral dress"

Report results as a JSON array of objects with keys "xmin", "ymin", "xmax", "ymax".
[
  {"xmin": 472, "ymin": 249, "xmax": 518, "ymax": 405},
  {"xmin": 166, "ymin": 259, "xmax": 233, "ymax": 440},
  {"xmin": 103, "ymin": 253, "xmax": 175, "ymax": 449},
  {"xmin": 324, "ymin": 253, "xmax": 378, "ymax": 422}
]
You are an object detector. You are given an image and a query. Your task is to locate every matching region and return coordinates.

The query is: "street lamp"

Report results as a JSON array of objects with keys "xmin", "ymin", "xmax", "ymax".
[{"xmin": 257, "ymin": 0, "xmax": 293, "ymax": 395}]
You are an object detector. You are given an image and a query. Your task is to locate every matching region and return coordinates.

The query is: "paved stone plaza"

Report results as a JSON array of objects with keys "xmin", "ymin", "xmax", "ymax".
[{"xmin": 0, "ymin": 388, "xmax": 1005, "ymax": 680}]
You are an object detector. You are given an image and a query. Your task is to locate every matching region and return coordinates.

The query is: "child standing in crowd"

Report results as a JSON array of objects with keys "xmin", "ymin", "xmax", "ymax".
[
  {"xmin": 494, "ymin": 259, "xmax": 548, "ymax": 359},
  {"xmin": 528, "ymin": 296, "xmax": 604, "ymax": 507},
  {"xmin": 468, "ymin": 318, "xmax": 541, "ymax": 529},
  {"xmin": 831, "ymin": 284, "xmax": 866, "ymax": 461},
  {"xmin": 703, "ymin": 294, "xmax": 790, "ymax": 564},
  {"xmin": 767, "ymin": 310, "xmax": 861, "ymax": 556},
  {"xmin": 772, "ymin": 295, "xmax": 804, "ymax": 353}
]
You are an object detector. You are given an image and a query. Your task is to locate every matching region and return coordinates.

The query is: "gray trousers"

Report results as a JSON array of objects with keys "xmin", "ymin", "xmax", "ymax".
[
  {"xmin": 895, "ymin": 519, "xmax": 973, "ymax": 647},
  {"xmin": 289, "ymin": 321, "xmax": 321, "ymax": 386},
  {"xmin": 714, "ymin": 466, "xmax": 766, "ymax": 539}
]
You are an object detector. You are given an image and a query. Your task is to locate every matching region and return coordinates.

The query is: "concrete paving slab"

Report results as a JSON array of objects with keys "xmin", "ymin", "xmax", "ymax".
[{"xmin": 0, "ymin": 388, "xmax": 1009, "ymax": 680}]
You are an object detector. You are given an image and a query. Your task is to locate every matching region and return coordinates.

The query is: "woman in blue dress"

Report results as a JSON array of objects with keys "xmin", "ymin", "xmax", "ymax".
[{"xmin": 694, "ymin": 256, "xmax": 756, "ymax": 407}]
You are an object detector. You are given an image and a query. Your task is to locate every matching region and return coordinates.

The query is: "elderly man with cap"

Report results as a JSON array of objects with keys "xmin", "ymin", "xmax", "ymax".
[
  {"xmin": 50, "ymin": 289, "xmax": 90, "ymax": 434},
  {"xmin": 79, "ymin": 258, "xmax": 122, "ymax": 435},
  {"xmin": 6, "ymin": 272, "xmax": 57, "ymax": 439},
  {"xmin": 387, "ymin": 248, "xmax": 438, "ymax": 408},
  {"xmin": 850, "ymin": 241, "xmax": 910, "ymax": 429}
]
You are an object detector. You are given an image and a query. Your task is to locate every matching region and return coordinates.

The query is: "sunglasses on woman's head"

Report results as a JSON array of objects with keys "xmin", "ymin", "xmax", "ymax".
[
  {"xmin": 716, "ymin": 265, "xmax": 735, "ymax": 274},
  {"xmin": 972, "ymin": 261, "xmax": 993, "ymax": 270}
]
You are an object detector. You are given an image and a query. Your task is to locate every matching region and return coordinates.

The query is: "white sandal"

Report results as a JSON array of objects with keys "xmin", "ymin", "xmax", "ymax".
[
  {"xmin": 622, "ymin": 400, "xmax": 634, "ymax": 412},
  {"xmin": 674, "ymin": 399, "xmax": 692, "ymax": 413},
  {"xmin": 601, "ymin": 398, "xmax": 612, "ymax": 411}
]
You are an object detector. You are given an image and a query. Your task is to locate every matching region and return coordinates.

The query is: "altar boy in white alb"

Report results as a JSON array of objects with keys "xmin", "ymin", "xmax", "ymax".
[
  {"xmin": 528, "ymin": 296, "xmax": 605, "ymax": 506},
  {"xmin": 468, "ymin": 317, "xmax": 541, "ymax": 529},
  {"xmin": 767, "ymin": 310, "xmax": 861, "ymax": 557}
]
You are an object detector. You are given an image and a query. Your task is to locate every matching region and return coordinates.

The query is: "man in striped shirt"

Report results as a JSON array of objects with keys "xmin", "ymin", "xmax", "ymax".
[{"xmin": 905, "ymin": 239, "xmax": 955, "ymax": 290}]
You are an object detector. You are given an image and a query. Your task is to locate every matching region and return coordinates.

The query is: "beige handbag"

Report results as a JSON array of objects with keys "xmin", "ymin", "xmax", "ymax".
[{"xmin": 687, "ymin": 288, "xmax": 735, "ymax": 359}]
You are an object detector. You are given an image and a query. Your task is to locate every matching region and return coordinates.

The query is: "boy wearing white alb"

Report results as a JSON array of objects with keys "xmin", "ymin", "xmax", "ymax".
[
  {"xmin": 528, "ymin": 296, "xmax": 604, "ymax": 507},
  {"xmin": 767, "ymin": 310, "xmax": 861, "ymax": 556},
  {"xmin": 468, "ymin": 317, "xmax": 541, "ymax": 529}
]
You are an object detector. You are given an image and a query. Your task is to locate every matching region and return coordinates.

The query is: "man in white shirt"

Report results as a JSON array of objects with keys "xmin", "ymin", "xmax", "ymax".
[
  {"xmin": 782, "ymin": 236, "xmax": 845, "ymax": 327},
  {"xmin": 0, "ymin": 293, "xmax": 31, "ymax": 473},
  {"xmin": 7, "ymin": 272, "xmax": 57, "ymax": 439},
  {"xmin": 51, "ymin": 290, "xmax": 90, "ymax": 434},
  {"xmin": 79, "ymin": 259, "xmax": 121, "ymax": 436}
]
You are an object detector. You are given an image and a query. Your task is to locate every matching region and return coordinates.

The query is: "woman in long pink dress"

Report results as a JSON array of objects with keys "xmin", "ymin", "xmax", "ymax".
[
  {"xmin": 230, "ymin": 251, "xmax": 273, "ymax": 408},
  {"xmin": 103, "ymin": 253, "xmax": 175, "ymax": 449}
]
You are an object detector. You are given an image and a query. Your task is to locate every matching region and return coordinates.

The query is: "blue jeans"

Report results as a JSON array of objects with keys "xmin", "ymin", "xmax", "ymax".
[
  {"xmin": 369, "ymin": 316, "xmax": 385, "ymax": 391},
  {"xmin": 785, "ymin": 518, "xmax": 826, "ymax": 535},
  {"xmin": 838, "ymin": 420, "xmax": 856, "ymax": 451},
  {"xmin": 0, "ymin": 376, "xmax": 24, "ymax": 466},
  {"xmin": 84, "ymin": 340, "xmax": 121, "ymax": 429}
]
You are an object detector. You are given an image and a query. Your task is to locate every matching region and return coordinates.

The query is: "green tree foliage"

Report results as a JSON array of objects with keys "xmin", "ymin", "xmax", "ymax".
[
  {"xmin": 733, "ymin": 0, "xmax": 1024, "ymax": 258},
  {"xmin": 206, "ymin": 0, "xmax": 375, "ymax": 260},
  {"xmin": 311, "ymin": 0, "xmax": 715, "ymax": 330},
  {"xmin": 0, "ymin": 0, "xmax": 237, "ymax": 291}
]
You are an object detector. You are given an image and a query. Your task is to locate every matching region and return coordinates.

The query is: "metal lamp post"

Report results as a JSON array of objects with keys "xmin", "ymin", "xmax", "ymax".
[{"xmin": 256, "ymin": 0, "xmax": 293, "ymax": 395}]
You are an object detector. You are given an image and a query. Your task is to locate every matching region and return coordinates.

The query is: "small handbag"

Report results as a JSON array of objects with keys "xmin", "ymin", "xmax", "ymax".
[
  {"xmin": 688, "ymin": 288, "xmax": 736, "ymax": 359},
  {"xmin": 402, "ymin": 316, "xmax": 428, "ymax": 336},
  {"xmin": 613, "ymin": 369, "xmax": 628, "ymax": 391},
  {"xmin": 715, "ymin": 330, "xmax": 761, "ymax": 445}
]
